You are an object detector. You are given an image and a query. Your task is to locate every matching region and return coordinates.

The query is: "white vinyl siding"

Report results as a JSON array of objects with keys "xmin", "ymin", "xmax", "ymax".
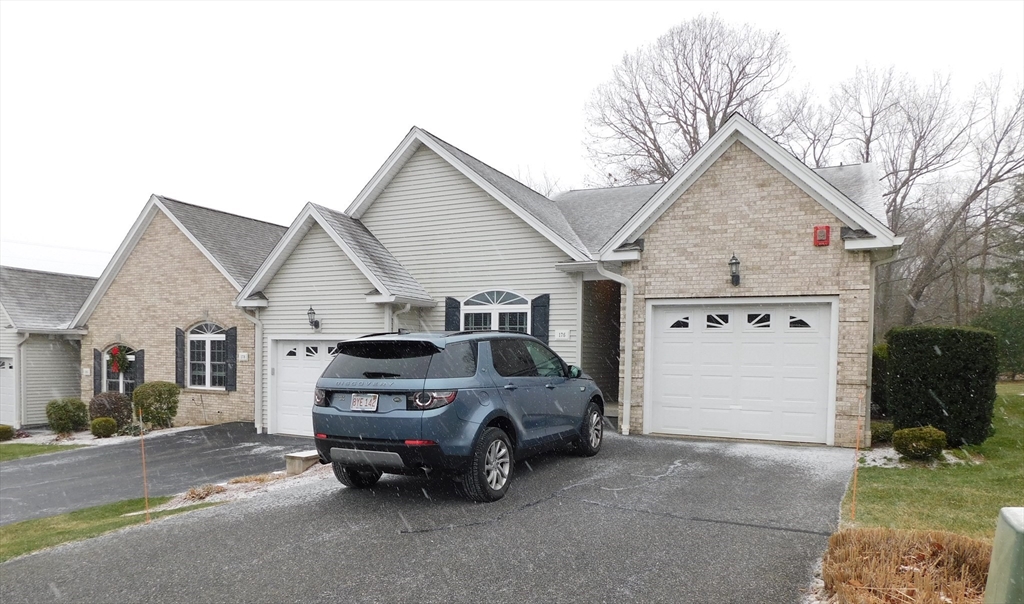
[
  {"xmin": 258, "ymin": 224, "xmax": 386, "ymax": 431},
  {"xmin": 0, "ymin": 305, "xmax": 18, "ymax": 358},
  {"xmin": 21, "ymin": 335, "xmax": 82, "ymax": 426},
  {"xmin": 360, "ymin": 146, "xmax": 579, "ymax": 361}
]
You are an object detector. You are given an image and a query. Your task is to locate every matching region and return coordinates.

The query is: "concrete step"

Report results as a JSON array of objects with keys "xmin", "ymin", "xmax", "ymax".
[{"xmin": 285, "ymin": 450, "xmax": 320, "ymax": 476}]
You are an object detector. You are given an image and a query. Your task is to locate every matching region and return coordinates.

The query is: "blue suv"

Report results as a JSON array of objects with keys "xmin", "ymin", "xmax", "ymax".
[{"xmin": 312, "ymin": 331, "xmax": 605, "ymax": 502}]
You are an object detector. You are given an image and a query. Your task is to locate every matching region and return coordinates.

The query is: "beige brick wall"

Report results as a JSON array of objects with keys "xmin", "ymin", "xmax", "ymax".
[
  {"xmin": 618, "ymin": 141, "xmax": 872, "ymax": 447},
  {"xmin": 80, "ymin": 211, "xmax": 257, "ymax": 425}
]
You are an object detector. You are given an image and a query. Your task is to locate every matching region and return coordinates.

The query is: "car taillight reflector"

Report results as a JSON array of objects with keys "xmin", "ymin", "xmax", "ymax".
[
  {"xmin": 404, "ymin": 440, "xmax": 437, "ymax": 446},
  {"xmin": 315, "ymin": 433, "xmax": 327, "ymax": 439}
]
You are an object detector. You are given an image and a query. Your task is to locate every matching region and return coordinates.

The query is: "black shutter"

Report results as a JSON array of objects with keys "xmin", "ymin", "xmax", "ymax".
[
  {"xmin": 175, "ymin": 328, "xmax": 185, "ymax": 387},
  {"xmin": 135, "ymin": 349, "xmax": 145, "ymax": 385},
  {"xmin": 531, "ymin": 294, "xmax": 550, "ymax": 344},
  {"xmin": 93, "ymin": 349, "xmax": 102, "ymax": 395},
  {"xmin": 445, "ymin": 297, "xmax": 460, "ymax": 331},
  {"xmin": 225, "ymin": 327, "xmax": 237, "ymax": 392}
]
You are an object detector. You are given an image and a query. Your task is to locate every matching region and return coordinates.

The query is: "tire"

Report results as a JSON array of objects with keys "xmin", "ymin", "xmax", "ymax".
[
  {"xmin": 576, "ymin": 402, "xmax": 603, "ymax": 457},
  {"xmin": 332, "ymin": 462, "xmax": 382, "ymax": 488},
  {"xmin": 460, "ymin": 427, "xmax": 513, "ymax": 502}
]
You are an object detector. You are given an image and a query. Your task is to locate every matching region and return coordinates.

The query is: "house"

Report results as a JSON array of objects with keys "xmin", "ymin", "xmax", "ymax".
[
  {"xmin": 236, "ymin": 114, "xmax": 901, "ymax": 447},
  {"xmin": 71, "ymin": 195, "xmax": 287, "ymax": 425},
  {"xmin": 0, "ymin": 266, "xmax": 97, "ymax": 428}
]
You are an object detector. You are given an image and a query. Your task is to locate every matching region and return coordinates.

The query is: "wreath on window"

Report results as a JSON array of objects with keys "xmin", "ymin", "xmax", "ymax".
[{"xmin": 108, "ymin": 346, "xmax": 130, "ymax": 374}]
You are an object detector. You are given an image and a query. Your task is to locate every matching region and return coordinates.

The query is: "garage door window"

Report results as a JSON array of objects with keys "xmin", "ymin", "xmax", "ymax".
[
  {"xmin": 706, "ymin": 313, "xmax": 730, "ymax": 329},
  {"xmin": 789, "ymin": 315, "xmax": 812, "ymax": 329},
  {"xmin": 189, "ymin": 323, "xmax": 227, "ymax": 388},
  {"xmin": 669, "ymin": 317, "xmax": 690, "ymax": 329},
  {"xmin": 747, "ymin": 313, "xmax": 771, "ymax": 329}
]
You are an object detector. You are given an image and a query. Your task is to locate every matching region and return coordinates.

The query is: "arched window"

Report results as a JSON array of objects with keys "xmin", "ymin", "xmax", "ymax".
[
  {"xmin": 104, "ymin": 345, "xmax": 136, "ymax": 397},
  {"xmin": 188, "ymin": 322, "xmax": 227, "ymax": 388},
  {"xmin": 462, "ymin": 290, "xmax": 530, "ymax": 333}
]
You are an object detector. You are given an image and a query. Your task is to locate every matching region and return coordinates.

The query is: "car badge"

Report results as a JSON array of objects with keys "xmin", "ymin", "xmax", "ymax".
[{"xmin": 393, "ymin": 396, "xmax": 403, "ymax": 403}]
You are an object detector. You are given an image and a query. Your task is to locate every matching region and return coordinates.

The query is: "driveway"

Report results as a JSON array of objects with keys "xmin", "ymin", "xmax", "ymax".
[
  {"xmin": 0, "ymin": 422, "xmax": 312, "ymax": 525},
  {"xmin": 0, "ymin": 433, "xmax": 853, "ymax": 603}
]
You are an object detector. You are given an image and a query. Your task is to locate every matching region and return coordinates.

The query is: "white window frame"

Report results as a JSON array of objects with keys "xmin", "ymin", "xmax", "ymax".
[
  {"xmin": 188, "ymin": 323, "xmax": 227, "ymax": 390},
  {"xmin": 460, "ymin": 290, "xmax": 531, "ymax": 333},
  {"xmin": 103, "ymin": 346, "xmax": 136, "ymax": 395}
]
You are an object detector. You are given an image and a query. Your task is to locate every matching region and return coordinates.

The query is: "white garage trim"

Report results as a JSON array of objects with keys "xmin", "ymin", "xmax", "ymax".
[
  {"xmin": 643, "ymin": 296, "xmax": 839, "ymax": 446},
  {"xmin": 268, "ymin": 334, "xmax": 345, "ymax": 436}
]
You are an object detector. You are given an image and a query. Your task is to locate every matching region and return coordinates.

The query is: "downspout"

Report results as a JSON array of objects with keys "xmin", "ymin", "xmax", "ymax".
[
  {"xmin": 15, "ymin": 333, "xmax": 30, "ymax": 429},
  {"xmin": 391, "ymin": 303, "xmax": 412, "ymax": 332},
  {"xmin": 240, "ymin": 309, "xmax": 263, "ymax": 434},
  {"xmin": 593, "ymin": 263, "xmax": 634, "ymax": 435}
]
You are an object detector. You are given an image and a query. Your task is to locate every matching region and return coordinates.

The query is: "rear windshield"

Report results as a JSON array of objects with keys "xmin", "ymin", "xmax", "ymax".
[{"xmin": 322, "ymin": 340, "xmax": 477, "ymax": 380}]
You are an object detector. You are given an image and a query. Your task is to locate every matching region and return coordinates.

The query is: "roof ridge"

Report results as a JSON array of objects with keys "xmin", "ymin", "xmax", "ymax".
[
  {"xmin": 0, "ymin": 264, "xmax": 98, "ymax": 280},
  {"xmin": 560, "ymin": 182, "xmax": 665, "ymax": 194},
  {"xmin": 155, "ymin": 195, "xmax": 288, "ymax": 229}
]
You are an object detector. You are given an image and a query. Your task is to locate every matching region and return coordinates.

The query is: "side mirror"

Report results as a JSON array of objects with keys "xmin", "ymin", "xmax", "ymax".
[{"xmin": 569, "ymin": 365, "xmax": 582, "ymax": 379}]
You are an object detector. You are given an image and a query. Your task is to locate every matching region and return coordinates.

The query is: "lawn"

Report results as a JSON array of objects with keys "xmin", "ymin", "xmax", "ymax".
[
  {"xmin": 0, "ymin": 443, "xmax": 87, "ymax": 462},
  {"xmin": 0, "ymin": 497, "xmax": 217, "ymax": 563},
  {"xmin": 842, "ymin": 381, "xmax": 1024, "ymax": 540}
]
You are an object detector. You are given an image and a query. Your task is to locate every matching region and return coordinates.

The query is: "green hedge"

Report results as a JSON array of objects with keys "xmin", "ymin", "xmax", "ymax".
[
  {"xmin": 887, "ymin": 326, "xmax": 998, "ymax": 447},
  {"xmin": 892, "ymin": 426, "xmax": 946, "ymax": 460},
  {"xmin": 46, "ymin": 398, "xmax": 90, "ymax": 434},
  {"xmin": 871, "ymin": 343, "xmax": 889, "ymax": 417},
  {"xmin": 971, "ymin": 305, "xmax": 1024, "ymax": 379},
  {"xmin": 0, "ymin": 424, "xmax": 13, "ymax": 442},
  {"xmin": 133, "ymin": 382, "xmax": 180, "ymax": 428},
  {"xmin": 89, "ymin": 392, "xmax": 133, "ymax": 428}
]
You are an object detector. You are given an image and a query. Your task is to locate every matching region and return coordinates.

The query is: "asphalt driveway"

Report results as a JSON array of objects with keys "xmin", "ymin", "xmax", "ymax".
[
  {"xmin": 0, "ymin": 432, "xmax": 854, "ymax": 603},
  {"xmin": 0, "ymin": 422, "xmax": 312, "ymax": 525}
]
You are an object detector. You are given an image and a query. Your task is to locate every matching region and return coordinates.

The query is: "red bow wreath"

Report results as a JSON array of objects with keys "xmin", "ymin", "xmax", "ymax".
[{"xmin": 108, "ymin": 346, "xmax": 129, "ymax": 374}]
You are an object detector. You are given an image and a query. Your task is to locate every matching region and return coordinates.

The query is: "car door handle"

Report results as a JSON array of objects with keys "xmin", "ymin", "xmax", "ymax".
[{"xmin": 504, "ymin": 384, "xmax": 518, "ymax": 390}]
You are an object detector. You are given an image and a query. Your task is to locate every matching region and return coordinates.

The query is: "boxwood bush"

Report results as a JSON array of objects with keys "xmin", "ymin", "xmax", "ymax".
[
  {"xmin": 89, "ymin": 392, "xmax": 133, "ymax": 428},
  {"xmin": 0, "ymin": 424, "xmax": 14, "ymax": 442},
  {"xmin": 46, "ymin": 398, "xmax": 89, "ymax": 433},
  {"xmin": 870, "ymin": 420, "xmax": 894, "ymax": 445},
  {"xmin": 133, "ymin": 382, "xmax": 180, "ymax": 428},
  {"xmin": 871, "ymin": 343, "xmax": 889, "ymax": 418},
  {"xmin": 892, "ymin": 426, "xmax": 946, "ymax": 460},
  {"xmin": 90, "ymin": 417, "xmax": 118, "ymax": 438},
  {"xmin": 887, "ymin": 326, "xmax": 997, "ymax": 447}
]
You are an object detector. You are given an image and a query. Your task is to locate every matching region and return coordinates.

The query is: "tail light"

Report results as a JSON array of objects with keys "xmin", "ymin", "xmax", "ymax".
[
  {"xmin": 411, "ymin": 390, "xmax": 457, "ymax": 410},
  {"xmin": 313, "ymin": 389, "xmax": 328, "ymax": 407}
]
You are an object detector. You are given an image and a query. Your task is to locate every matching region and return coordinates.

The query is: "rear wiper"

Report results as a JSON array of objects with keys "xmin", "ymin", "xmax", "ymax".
[{"xmin": 363, "ymin": 372, "xmax": 401, "ymax": 378}]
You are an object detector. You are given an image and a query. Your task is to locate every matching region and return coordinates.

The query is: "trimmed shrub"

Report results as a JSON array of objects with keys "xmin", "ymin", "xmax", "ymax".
[
  {"xmin": 887, "ymin": 326, "xmax": 998, "ymax": 447},
  {"xmin": 870, "ymin": 420, "xmax": 894, "ymax": 445},
  {"xmin": 892, "ymin": 426, "xmax": 946, "ymax": 460},
  {"xmin": 133, "ymin": 381, "xmax": 180, "ymax": 428},
  {"xmin": 45, "ymin": 398, "xmax": 89, "ymax": 434},
  {"xmin": 90, "ymin": 417, "xmax": 117, "ymax": 438},
  {"xmin": 89, "ymin": 392, "xmax": 133, "ymax": 428},
  {"xmin": 871, "ymin": 343, "xmax": 889, "ymax": 418},
  {"xmin": 0, "ymin": 424, "xmax": 14, "ymax": 442}
]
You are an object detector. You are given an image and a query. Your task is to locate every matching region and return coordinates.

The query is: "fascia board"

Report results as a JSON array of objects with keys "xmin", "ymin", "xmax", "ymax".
[
  {"xmin": 0, "ymin": 302, "xmax": 17, "ymax": 330},
  {"xmin": 844, "ymin": 235, "xmax": 905, "ymax": 251},
  {"xmin": 236, "ymin": 298, "xmax": 269, "ymax": 308},
  {"xmin": 71, "ymin": 196, "xmax": 161, "ymax": 327},
  {"xmin": 154, "ymin": 198, "xmax": 242, "ymax": 291},
  {"xmin": 365, "ymin": 294, "xmax": 435, "ymax": 307},
  {"xmin": 597, "ymin": 249, "xmax": 642, "ymax": 262},
  {"xmin": 345, "ymin": 128, "xmax": 422, "ymax": 219},
  {"xmin": 18, "ymin": 328, "xmax": 88, "ymax": 336},
  {"xmin": 235, "ymin": 204, "xmax": 319, "ymax": 305}
]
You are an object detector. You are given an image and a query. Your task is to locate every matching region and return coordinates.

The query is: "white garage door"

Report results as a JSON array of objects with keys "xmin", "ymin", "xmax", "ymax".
[
  {"xmin": 274, "ymin": 341, "xmax": 335, "ymax": 436},
  {"xmin": 649, "ymin": 303, "xmax": 832, "ymax": 443},
  {"xmin": 0, "ymin": 358, "xmax": 15, "ymax": 427}
]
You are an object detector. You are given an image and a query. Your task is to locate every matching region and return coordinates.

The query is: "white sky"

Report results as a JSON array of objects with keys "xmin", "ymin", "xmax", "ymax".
[{"xmin": 1, "ymin": 0, "xmax": 1022, "ymax": 277}]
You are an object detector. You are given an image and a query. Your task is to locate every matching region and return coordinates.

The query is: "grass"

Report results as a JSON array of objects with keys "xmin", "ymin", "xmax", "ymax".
[
  {"xmin": 843, "ymin": 381, "xmax": 1024, "ymax": 540},
  {"xmin": 0, "ymin": 443, "xmax": 87, "ymax": 462},
  {"xmin": 0, "ymin": 497, "xmax": 218, "ymax": 563},
  {"xmin": 228, "ymin": 472, "xmax": 284, "ymax": 485}
]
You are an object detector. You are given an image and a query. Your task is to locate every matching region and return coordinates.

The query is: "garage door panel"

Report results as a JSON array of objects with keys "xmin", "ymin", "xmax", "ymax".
[{"xmin": 274, "ymin": 341, "xmax": 334, "ymax": 436}]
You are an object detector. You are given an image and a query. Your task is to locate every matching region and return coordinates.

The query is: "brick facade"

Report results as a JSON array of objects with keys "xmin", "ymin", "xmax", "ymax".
[
  {"xmin": 80, "ymin": 211, "xmax": 257, "ymax": 425},
  {"xmin": 618, "ymin": 141, "xmax": 873, "ymax": 447}
]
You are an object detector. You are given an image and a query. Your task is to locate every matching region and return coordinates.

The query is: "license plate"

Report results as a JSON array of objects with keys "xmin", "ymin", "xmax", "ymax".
[{"xmin": 350, "ymin": 394, "xmax": 378, "ymax": 412}]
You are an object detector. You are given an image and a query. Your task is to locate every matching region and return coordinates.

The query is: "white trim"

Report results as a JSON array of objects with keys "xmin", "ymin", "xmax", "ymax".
[
  {"xmin": 186, "ymin": 323, "xmax": 228, "ymax": 390},
  {"xmin": 575, "ymin": 273, "xmax": 583, "ymax": 366},
  {"xmin": 600, "ymin": 115, "xmax": 901, "ymax": 257},
  {"xmin": 267, "ymin": 335, "xmax": 345, "ymax": 435},
  {"xmin": 459, "ymin": 289, "xmax": 531, "ymax": 333},
  {"xmin": 345, "ymin": 129, "xmax": 590, "ymax": 262},
  {"xmin": 642, "ymin": 295, "xmax": 838, "ymax": 446}
]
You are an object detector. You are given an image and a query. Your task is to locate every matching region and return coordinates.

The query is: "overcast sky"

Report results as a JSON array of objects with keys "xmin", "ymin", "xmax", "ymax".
[{"xmin": 1, "ymin": 0, "xmax": 1022, "ymax": 277}]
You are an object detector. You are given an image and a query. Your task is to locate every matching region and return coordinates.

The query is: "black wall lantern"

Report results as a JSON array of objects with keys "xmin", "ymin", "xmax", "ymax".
[
  {"xmin": 307, "ymin": 306, "xmax": 321, "ymax": 329},
  {"xmin": 729, "ymin": 254, "xmax": 740, "ymax": 286}
]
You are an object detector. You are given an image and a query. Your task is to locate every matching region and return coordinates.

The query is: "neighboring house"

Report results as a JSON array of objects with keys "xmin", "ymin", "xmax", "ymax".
[
  {"xmin": 236, "ymin": 113, "xmax": 902, "ymax": 447},
  {"xmin": 0, "ymin": 266, "xmax": 96, "ymax": 428},
  {"xmin": 71, "ymin": 195, "xmax": 287, "ymax": 425}
]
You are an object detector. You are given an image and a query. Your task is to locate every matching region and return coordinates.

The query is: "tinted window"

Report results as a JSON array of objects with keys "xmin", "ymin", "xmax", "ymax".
[
  {"xmin": 524, "ymin": 341, "xmax": 565, "ymax": 377},
  {"xmin": 322, "ymin": 340, "xmax": 477, "ymax": 379},
  {"xmin": 491, "ymin": 339, "xmax": 538, "ymax": 377}
]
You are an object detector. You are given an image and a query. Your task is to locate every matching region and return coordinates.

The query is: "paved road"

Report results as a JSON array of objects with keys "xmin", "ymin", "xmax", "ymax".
[
  {"xmin": 0, "ymin": 433, "xmax": 854, "ymax": 603},
  {"xmin": 0, "ymin": 423, "xmax": 312, "ymax": 525}
]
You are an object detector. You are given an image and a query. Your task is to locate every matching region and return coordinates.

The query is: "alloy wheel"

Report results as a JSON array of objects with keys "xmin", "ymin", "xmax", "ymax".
[{"xmin": 484, "ymin": 439, "xmax": 510, "ymax": 490}]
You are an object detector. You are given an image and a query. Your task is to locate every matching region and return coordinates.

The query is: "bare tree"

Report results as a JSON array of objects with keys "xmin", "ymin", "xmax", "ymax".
[
  {"xmin": 585, "ymin": 14, "xmax": 791, "ymax": 185},
  {"xmin": 771, "ymin": 86, "xmax": 845, "ymax": 167}
]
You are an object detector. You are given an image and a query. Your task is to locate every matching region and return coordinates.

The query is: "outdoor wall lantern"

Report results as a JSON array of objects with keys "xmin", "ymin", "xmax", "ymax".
[
  {"xmin": 307, "ymin": 306, "xmax": 321, "ymax": 329},
  {"xmin": 729, "ymin": 254, "xmax": 740, "ymax": 286}
]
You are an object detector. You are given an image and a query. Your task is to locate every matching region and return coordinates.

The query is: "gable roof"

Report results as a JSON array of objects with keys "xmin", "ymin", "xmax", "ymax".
[
  {"xmin": 599, "ymin": 114, "xmax": 903, "ymax": 257},
  {"xmin": 813, "ymin": 163, "xmax": 887, "ymax": 225},
  {"xmin": 237, "ymin": 203, "xmax": 432, "ymax": 307},
  {"xmin": 0, "ymin": 265, "xmax": 96, "ymax": 331},
  {"xmin": 553, "ymin": 184, "xmax": 663, "ymax": 254},
  {"xmin": 72, "ymin": 195, "xmax": 288, "ymax": 327},
  {"xmin": 345, "ymin": 128, "xmax": 590, "ymax": 261}
]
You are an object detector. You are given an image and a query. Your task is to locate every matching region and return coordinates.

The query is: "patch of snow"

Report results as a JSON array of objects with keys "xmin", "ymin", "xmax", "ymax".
[
  {"xmin": 10, "ymin": 425, "xmax": 204, "ymax": 447},
  {"xmin": 857, "ymin": 446, "xmax": 976, "ymax": 468}
]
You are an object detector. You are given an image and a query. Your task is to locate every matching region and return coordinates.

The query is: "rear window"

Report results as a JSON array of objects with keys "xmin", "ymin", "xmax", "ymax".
[{"xmin": 322, "ymin": 340, "xmax": 477, "ymax": 380}]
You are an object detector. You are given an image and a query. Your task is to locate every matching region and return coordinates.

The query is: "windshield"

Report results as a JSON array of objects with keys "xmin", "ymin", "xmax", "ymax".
[{"xmin": 321, "ymin": 340, "xmax": 477, "ymax": 379}]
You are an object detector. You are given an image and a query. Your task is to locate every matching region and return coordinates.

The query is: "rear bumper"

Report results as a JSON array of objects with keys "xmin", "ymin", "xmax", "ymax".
[{"xmin": 315, "ymin": 436, "xmax": 470, "ymax": 474}]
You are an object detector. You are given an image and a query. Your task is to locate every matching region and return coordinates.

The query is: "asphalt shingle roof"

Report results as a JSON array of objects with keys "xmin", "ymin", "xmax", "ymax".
[
  {"xmin": 156, "ymin": 196, "xmax": 288, "ymax": 288},
  {"xmin": 0, "ymin": 266, "xmax": 97, "ymax": 330},
  {"xmin": 311, "ymin": 204, "xmax": 432, "ymax": 303},
  {"xmin": 813, "ymin": 163, "xmax": 888, "ymax": 225},
  {"xmin": 553, "ymin": 184, "xmax": 664, "ymax": 253}
]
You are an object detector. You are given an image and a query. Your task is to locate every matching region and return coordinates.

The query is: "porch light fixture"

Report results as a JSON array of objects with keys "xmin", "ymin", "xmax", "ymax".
[
  {"xmin": 307, "ymin": 306, "xmax": 320, "ymax": 329},
  {"xmin": 729, "ymin": 254, "xmax": 740, "ymax": 286}
]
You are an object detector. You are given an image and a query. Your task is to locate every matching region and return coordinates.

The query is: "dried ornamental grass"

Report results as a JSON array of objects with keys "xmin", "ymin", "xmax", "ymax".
[
  {"xmin": 823, "ymin": 528, "xmax": 990, "ymax": 603},
  {"xmin": 227, "ymin": 473, "xmax": 284, "ymax": 485},
  {"xmin": 183, "ymin": 484, "xmax": 227, "ymax": 501}
]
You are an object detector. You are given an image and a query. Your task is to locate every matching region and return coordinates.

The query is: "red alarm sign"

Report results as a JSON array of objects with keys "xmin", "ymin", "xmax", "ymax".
[{"xmin": 813, "ymin": 225, "xmax": 830, "ymax": 246}]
